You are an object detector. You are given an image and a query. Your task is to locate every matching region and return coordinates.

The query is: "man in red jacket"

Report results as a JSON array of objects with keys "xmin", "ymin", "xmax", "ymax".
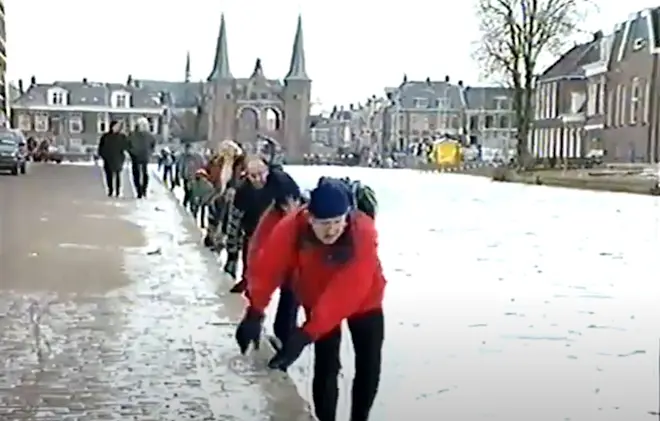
[
  {"xmin": 235, "ymin": 178, "xmax": 386, "ymax": 421},
  {"xmin": 246, "ymin": 170, "xmax": 302, "ymax": 348}
]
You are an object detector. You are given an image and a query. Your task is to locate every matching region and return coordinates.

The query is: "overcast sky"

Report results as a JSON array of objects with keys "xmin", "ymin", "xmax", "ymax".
[{"xmin": 6, "ymin": 0, "xmax": 655, "ymax": 110}]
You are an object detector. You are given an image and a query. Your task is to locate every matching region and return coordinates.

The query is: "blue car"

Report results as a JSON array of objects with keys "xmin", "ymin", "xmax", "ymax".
[{"xmin": 0, "ymin": 130, "xmax": 28, "ymax": 175}]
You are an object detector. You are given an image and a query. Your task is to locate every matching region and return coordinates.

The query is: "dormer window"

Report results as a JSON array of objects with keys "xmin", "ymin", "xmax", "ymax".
[
  {"xmin": 116, "ymin": 94, "xmax": 128, "ymax": 107},
  {"xmin": 111, "ymin": 90, "xmax": 131, "ymax": 108},
  {"xmin": 413, "ymin": 98, "xmax": 428, "ymax": 108},
  {"xmin": 48, "ymin": 88, "xmax": 68, "ymax": 106}
]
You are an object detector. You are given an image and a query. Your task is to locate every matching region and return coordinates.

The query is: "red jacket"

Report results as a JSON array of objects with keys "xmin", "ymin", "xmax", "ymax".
[
  {"xmin": 247, "ymin": 208, "xmax": 386, "ymax": 340},
  {"xmin": 246, "ymin": 205, "xmax": 282, "ymax": 274}
]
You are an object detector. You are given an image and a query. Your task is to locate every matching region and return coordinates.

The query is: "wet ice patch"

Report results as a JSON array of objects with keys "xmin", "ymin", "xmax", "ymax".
[
  {"xmin": 57, "ymin": 243, "xmax": 101, "ymax": 250},
  {"xmin": 111, "ymin": 171, "xmax": 311, "ymax": 420}
]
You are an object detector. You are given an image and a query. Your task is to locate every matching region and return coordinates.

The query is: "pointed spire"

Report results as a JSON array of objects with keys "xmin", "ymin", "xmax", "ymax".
[
  {"xmin": 251, "ymin": 58, "xmax": 264, "ymax": 78},
  {"xmin": 208, "ymin": 13, "xmax": 232, "ymax": 81},
  {"xmin": 185, "ymin": 51, "xmax": 191, "ymax": 82},
  {"xmin": 285, "ymin": 14, "xmax": 309, "ymax": 80}
]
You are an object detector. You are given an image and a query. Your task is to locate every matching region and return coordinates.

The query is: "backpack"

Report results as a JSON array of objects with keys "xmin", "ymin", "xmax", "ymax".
[{"xmin": 317, "ymin": 177, "xmax": 377, "ymax": 219}]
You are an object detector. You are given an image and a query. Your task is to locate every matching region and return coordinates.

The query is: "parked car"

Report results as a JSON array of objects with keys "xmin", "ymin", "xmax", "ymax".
[{"xmin": 0, "ymin": 130, "xmax": 28, "ymax": 175}]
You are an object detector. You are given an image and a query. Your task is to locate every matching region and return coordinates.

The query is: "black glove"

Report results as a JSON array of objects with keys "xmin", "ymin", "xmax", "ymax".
[
  {"xmin": 235, "ymin": 307, "xmax": 264, "ymax": 354},
  {"xmin": 267, "ymin": 328, "xmax": 312, "ymax": 371}
]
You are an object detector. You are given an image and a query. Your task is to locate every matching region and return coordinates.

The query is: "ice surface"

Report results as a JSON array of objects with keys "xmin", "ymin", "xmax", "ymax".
[{"xmin": 156, "ymin": 162, "xmax": 660, "ymax": 420}]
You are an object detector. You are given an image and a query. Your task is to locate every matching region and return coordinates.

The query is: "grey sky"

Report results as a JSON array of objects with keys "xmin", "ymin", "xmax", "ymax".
[{"xmin": 5, "ymin": 0, "xmax": 654, "ymax": 109}]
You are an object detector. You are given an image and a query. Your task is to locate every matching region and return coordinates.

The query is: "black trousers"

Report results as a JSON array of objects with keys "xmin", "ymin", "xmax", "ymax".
[
  {"xmin": 162, "ymin": 165, "xmax": 174, "ymax": 189},
  {"xmin": 273, "ymin": 285, "xmax": 298, "ymax": 345},
  {"xmin": 130, "ymin": 161, "xmax": 149, "ymax": 197},
  {"xmin": 313, "ymin": 309, "xmax": 384, "ymax": 421},
  {"xmin": 182, "ymin": 179, "xmax": 192, "ymax": 209},
  {"xmin": 103, "ymin": 163, "xmax": 121, "ymax": 196}
]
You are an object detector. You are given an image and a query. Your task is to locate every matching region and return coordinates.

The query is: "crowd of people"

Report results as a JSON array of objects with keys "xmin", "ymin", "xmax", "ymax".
[{"xmin": 97, "ymin": 123, "xmax": 384, "ymax": 421}]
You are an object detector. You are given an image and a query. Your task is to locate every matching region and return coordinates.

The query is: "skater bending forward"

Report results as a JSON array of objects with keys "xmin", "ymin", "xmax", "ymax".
[{"xmin": 235, "ymin": 178, "xmax": 386, "ymax": 421}]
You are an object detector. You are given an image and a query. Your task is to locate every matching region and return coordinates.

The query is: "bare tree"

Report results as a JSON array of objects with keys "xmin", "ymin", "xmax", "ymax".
[{"xmin": 474, "ymin": 0, "xmax": 592, "ymax": 166}]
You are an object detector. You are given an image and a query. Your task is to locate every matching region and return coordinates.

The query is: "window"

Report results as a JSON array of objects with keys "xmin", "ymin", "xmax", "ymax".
[
  {"xmin": 116, "ymin": 94, "xmax": 128, "ymax": 107},
  {"xmin": 148, "ymin": 117, "xmax": 158, "ymax": 134},
  {"xmin": 49, "ymin": 89, "xmax": 67, "ymax": 106},
  {"xmin": 597, "ymin": 76, "xmax": 605, "ymax": 114},
  {"xmin": 570, "ymin": 92, "xmax": 585, "ymax": 114},
  {"xmin": 542, "ymin": 84, "xmax": 551, "ymax": 118},
  {"xmin": 469, "ymin": 115, "xmax": 479, "ymax": 130},
  {"xmin": 413, "ymin": 98, "xmax": 428, "ymax": 108},
  {"xmin": 633, "ymin": 38, "xmax": 646, "ymax": 51},
  {"xmin": 494, "ymin": 97, "xmax": 508, "ymax": 110},
  {"xmin": 613, "ymin": 85, "xmax": 621, "ymax": 127},
  {"xmin": 97, "ymin": 113, "xmax": 108, "ymax": 133},
  {"xmin": 630, "ymin": 78, "xmax": 640, "ymax": 125},
  {"xmin": 485, "ymin": 115, "xmax": 494, "ymax": 128},
  {"xmin": 34, "ymin": 113, "xmax": 49, "ymax": 132},
  {"xmin": 17, "ymin": 114, "xmax": 31, "ymax": 131},
  {"xmin": 68, "ymin": 113, "xmax": 83, "ymax": 134},
  {"xmin": 549, "ymin": 83, "xmax": 557, "ymax": 118},
  {"xmin": 499, "ymin": 115, "xmax": 509, "ymax": 128},
  {"xmin": 587, "ymin": 83, "xmax": 598, "ymax": 116},
  {"xmin": 618, "ymin": 84, "xmax": 626, "ymax": 126},
  {"xmin": 643, "ymin": 81, "xmax": 650, "ymax": 124}
]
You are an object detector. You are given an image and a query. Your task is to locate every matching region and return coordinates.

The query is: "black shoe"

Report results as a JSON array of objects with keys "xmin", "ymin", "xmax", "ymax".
[
  {"xmin": 230, "ymin": 279, "xmax": 247, "ymax": 293},
  {"xmin": 107, "ymin": 191, "xmax": 113, "ymax": 197},
  {"xmin": 203, "ymin": 235, "xmax": 214, "ymax": 248},
  {"xmin": 137, "ymin": 192, "xmax": 143, "ymax": 199}
]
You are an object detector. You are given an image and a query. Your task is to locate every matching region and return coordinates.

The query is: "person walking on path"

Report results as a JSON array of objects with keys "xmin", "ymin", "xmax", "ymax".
[
  {"xmin": 244, "ymin": 170, "xmax": 302, "ymax": 349},
  {"xmin": 159, "ymin": 148, "xmax": 175, "ymax": 189},
  {"xmin": 97, "ymin": 121, "xmax": 128, "ymax": 197},
  {"xmin": 225, "ymin": 157, "xmax": 272, "ymax": 291},
  {"xmin": 176, "ymin": 143, "xmax": 206, "ymax": 211},
  {"xmin": 127, "ymin": 117, "xmax": 156, "ymax": 198},
  {"xmin": 235, "ymin": 178, "xmax": 386, "ymax": 421}
]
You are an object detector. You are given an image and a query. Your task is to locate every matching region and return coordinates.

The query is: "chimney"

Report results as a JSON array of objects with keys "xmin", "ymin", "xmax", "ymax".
[
  {"xmin": 82, "ymin": 77, "xmax": 88, "ymax": 84},
  {"xmin": 18, "ymin": 79, "xmax": 23, "ymax": 94},
  {"xmin": 593, "ymin": 30, "xmax": 603, "ymax": 41},
  {"xmin": 349, "ymin": 103, "xmax": 354, "ymax": 110},
  {"xmin": 126, "ymin": 74, "xmax": 133, "ymax": 86},
  {"xmin": 444, "ymin": 75, "xmax": 450, "ymax": 82},
  {"xmin": 30, "ymin": 76, "xmax": 36, "ymax": 86},
  {"xmin": 402, "ymin": 74, "xmax": 407, "ymax": 84},
  {"xmin": 458, "ymin": 80, "xmax": 463, "ymax": 87},
  {"xmin": 425, "ymin": 77, "xmax": 431, "ymax": 85}
]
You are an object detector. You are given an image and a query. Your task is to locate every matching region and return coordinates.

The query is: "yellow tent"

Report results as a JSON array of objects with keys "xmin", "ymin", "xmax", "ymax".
[{"xmin": 430, "ymin": 138, "xmax": 462, "ymax": 166}]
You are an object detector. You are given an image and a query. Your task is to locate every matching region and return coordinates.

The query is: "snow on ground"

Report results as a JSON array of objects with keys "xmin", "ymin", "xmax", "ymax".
[
  {"xmin": 117, "ymin": 168, "xmax": 310, "ymax": 420},
  {"xmin": 157, "ymin": 163, "xmax": 660, "ymax": 420}
]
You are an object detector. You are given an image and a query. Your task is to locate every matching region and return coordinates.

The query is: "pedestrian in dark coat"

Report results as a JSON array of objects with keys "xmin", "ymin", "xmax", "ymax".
[
  {"xmin": 126, "ymin": 117, "xmax": 156, "ymax": 198},
  {"xmin": 97, "ymin": 121, "xmax": 128, "ymax": 197}
]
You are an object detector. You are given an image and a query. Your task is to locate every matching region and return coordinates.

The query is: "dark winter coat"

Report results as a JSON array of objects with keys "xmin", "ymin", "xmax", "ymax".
[
  {"xmin": 97, "ymin": 132, "xmax": 128, "ymax": 172},
  {"xmin": 126, "ymin": 130, "xmax": 156, "ymax": 163}
]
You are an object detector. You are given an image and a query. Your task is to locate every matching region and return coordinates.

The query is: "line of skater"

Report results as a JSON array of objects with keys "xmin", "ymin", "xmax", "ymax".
[{"xmin": 98, "ymin": 130, "xmax": 385, "ymax": 420}]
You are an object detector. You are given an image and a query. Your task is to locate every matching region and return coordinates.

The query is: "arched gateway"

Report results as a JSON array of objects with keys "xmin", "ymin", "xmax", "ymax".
[{"xmin": 203, "ymin": 14, "xmax": 311, "ymax": 161}]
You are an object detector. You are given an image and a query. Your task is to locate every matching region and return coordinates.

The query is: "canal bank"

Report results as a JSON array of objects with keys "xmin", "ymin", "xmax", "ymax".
[{"xmin": 491, "ymin": 168, "xmax": 660, "ymax": 196}]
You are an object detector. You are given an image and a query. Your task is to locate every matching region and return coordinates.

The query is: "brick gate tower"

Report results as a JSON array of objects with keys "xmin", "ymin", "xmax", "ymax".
[{"xmin": 205, "ymin": 14, "xmax": 311, "ymax": 160}]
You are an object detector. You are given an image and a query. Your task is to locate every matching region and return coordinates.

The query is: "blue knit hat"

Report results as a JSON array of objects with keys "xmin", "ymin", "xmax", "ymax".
[{"xmin": 308, "ymin": 180, "xmax": 350, "ymax": 219}]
